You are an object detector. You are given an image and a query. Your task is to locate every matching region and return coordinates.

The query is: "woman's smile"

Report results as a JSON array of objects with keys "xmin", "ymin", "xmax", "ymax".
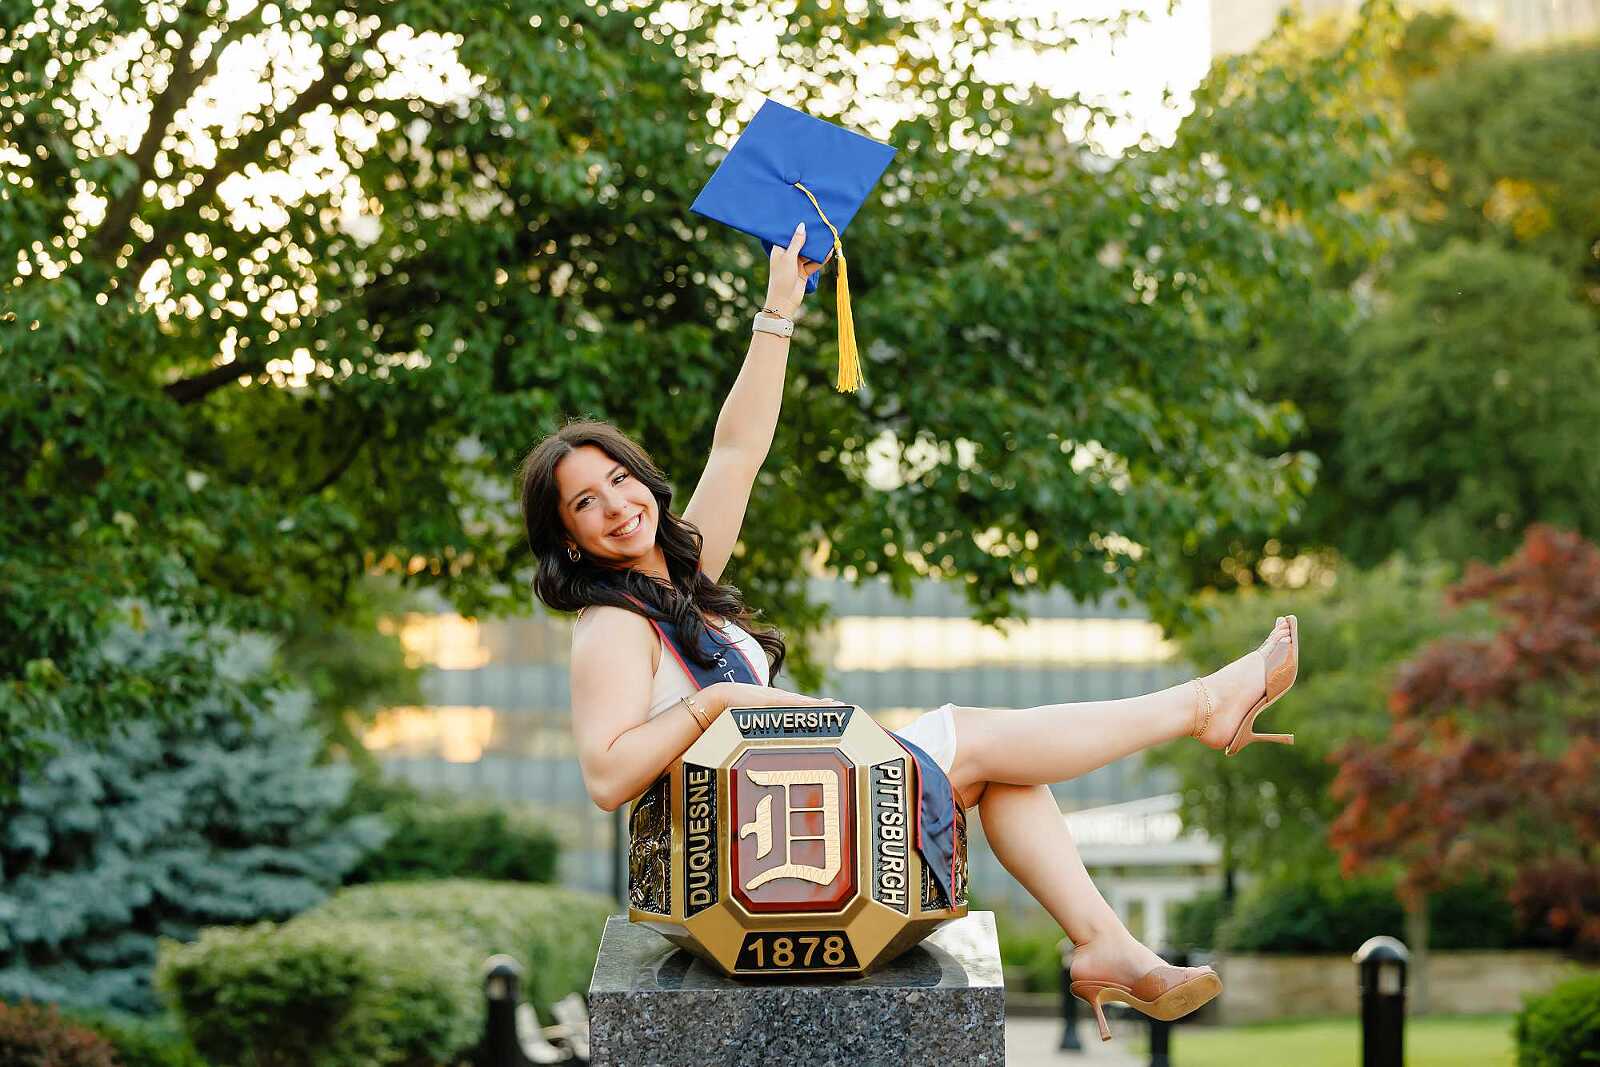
[{"xmin": 609, "ymin": 513, "xmax": 644, "ymax": 538}]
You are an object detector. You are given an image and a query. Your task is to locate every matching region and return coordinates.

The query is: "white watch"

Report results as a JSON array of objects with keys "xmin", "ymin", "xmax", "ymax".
[{"xmin": 752, "ymin": 312, "xmax": 794, "ymax": 339}]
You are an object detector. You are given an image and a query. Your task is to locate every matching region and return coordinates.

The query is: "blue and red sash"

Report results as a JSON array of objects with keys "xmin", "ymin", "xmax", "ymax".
[{"xmin": 619, "ymin": 591, "xmax": 961, "ymax": 909}]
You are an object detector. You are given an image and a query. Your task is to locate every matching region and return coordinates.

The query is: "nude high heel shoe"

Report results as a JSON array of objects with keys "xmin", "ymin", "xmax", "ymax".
[
  {"xmin": 1228, "ymin": 613, "xmax": 1298, "ymax": 756},
  {"xmin": 1191, "ymin": 614, "xmax": 1300, "ymax": 755},
  {"xmin": 1069, "ymin": 963, "xmax": 1223, "ymax": 1042}
]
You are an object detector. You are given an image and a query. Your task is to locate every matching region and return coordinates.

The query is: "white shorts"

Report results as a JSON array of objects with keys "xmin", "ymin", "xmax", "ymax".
[{"xmin": 890, "ymin": 702, "xmax": 958, "ymax": 775}]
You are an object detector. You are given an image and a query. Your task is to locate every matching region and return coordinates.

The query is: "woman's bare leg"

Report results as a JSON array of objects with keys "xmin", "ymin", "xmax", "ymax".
[
  {"xmin": 948, "ymin": 617, "xmax": 1292, "ymax": 790},
  {"xmin": 944, "ymin": 618, "xmax": 1297, "ymax": 989},
  {"xmin": 977, "ymin": 781, "xmax": 1166, "ymax": 976}
]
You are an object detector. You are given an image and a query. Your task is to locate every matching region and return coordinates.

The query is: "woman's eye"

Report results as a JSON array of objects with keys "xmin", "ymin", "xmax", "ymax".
[{"xmin": 613, "ymin": 473, "xmax": 627, "ymax": 484}]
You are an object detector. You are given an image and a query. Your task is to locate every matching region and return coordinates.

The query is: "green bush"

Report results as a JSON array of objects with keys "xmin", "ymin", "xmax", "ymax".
[
  {"xmin": 1429, "ymin": 877, "xmax": 1531, "ymax": 950},
  {"xmin": 0, "ymin": 1000, "xmax": 120, "ymax": 1067},
  {"xmin": 53, "ymin": 1008, "xmax": 209, "ymax": 1067},
  {"xmin": 1171, "ymin": 889, "xmax": 1232, "ymax": 953},
  {"xmin": 155, "ymin": 880, "xmax": 612, "ymax": 1067},
  {"xmin": 156, "ymin": 918, "xmax": 477, "ymax": 1067},
  {"xmin": 1215, "ymin": 870, "xmax": 1554, "ymax": 954},
  {"xmin": 340, "ymin": 777, "xmax": 560, "ymax": 885},
  {"xmin": 1515, "ymin": 971, "xmax": 1600, "ymax": 1067},
  {"xmin": 313, "ymin": 880, "xmax": 612, "ymax": 1016},
  {"xmin": 1218, "ymin": 873, "xmax": 1403, "ymax": 954},
  {"xmin": 995, "ymin": 922, "xmax": 1064, "ymax": 994}
]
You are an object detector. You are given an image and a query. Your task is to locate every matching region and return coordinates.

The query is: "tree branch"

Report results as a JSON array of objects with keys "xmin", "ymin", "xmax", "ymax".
[
  {"xmin": 164, "ymin": 356, "xmax": 269, "ymax": 405},
  {"xmin": 124, "ymin": 45, "xmax": 362, "ymax": 281},
  {"xmin": 94, "ymin": 2, "xmax": 264, "ymax": 260},
  {"xmin": 304, "ymin": 422, "xmax": 372, "ymax": 496}
]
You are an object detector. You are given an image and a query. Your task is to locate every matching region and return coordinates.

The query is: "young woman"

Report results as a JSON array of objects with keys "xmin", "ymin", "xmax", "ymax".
[{"xmin": 519, "ymin": 223, "xmax": 1300, "ymax": 1041}]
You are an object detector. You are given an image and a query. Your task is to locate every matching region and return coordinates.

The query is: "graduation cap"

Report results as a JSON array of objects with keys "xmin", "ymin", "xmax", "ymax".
[{"xmin": 690, "ymin": 98, "xmax": 897, "ymax": 393}]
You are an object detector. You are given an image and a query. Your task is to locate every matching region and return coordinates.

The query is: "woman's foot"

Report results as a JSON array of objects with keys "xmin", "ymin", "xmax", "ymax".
[
  {"xmin": 1068, "ymin": 929, "xmax": 1222, "ymax": 1041},
  {"xmin": 1067, "ymin": 928, "xmax": 1170, "ymax": 987},
  {"xmin": 1189, "ymin": 616, "xmax": 1294, "ymax": 751}
]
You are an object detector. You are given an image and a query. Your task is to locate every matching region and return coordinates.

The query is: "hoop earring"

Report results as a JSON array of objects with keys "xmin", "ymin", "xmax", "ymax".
[{"xmin": 566, "ymin": 545, "xmax": 581, "ymax": 562}]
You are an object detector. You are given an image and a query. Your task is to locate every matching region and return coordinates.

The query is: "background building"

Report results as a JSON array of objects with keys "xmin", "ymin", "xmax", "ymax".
[{"xmin": 364, "ymin": 576, "xmax": 1219, "ymax": 948}]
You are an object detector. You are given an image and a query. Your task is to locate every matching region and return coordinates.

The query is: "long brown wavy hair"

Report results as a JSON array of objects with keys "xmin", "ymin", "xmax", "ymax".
[{"xmin": 518, "ymin": 418, "xmax": 786, "ymax": 678}]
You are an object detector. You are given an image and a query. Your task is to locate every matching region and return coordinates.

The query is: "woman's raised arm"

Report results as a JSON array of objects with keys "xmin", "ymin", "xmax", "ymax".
[{"xmin": 683, "ymin": 223, "xmax": 823, "ymax": 583}]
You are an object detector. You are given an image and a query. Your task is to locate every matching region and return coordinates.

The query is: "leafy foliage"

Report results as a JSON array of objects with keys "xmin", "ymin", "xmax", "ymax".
[
  {"xmin": 311, "ymin": 879, "xmax": 612, "ymax": 1018},
  {"xmin": 338, "ymin": 774, "xmax": 561, "ymax": 885},
  {"xmin": 274, "ymin": 575, "xmax": 429, "ymax": 768},
  {"xmin": 1330, "ymin": 525, "xmax": 1600, "ymax": 953},
  {"xmin": 1399, "ymin": 40, "xmax": 1600, "ymax": 290},
  {"xmin": 1514, "ymin": 971, "xmax": 1600, "ymax": 1067},
  {"xmin": 0, "ymin": 1000, "xmax": 121, "ymax": 1067},
  {"xmin": 1140, "ymin": 555, "xmax": 1490, "ymax": 886},
  {"xmin": 50, "ymin": 1008, "xmax": 209, "ymax": 1067},
  {"xmin": 1212, "ymin": 870, "xmax": 1553, "ymax": 955},
  {"xmin": 157, "ymin": 917, "xmax": 477, "ymax": 1067},
  {"xmin": 155, "ymin": 880, "xmax": 611, "ymax": 1066},
  {"xmin": 2, "ymin": 0, "xmax": 1400, "ymax": 779},
  {"xmin": 0, "ymin": 612, "xmax": 390, "ymax": 1015},
  {"xmin": 1263, "ymin": 33, "xmax": 1600, "ymax": 576},
  {"xmin": 993, "ymin": 920, "xmax": 1065, "ymax": 994},
  {"xmin": 1335, "ymin": 241, "xmax": 1600, "ymax": 568}
]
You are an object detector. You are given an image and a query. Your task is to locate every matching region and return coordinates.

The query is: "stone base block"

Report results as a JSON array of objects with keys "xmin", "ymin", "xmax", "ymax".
[{"xmin": 588, "ymin": 911, "xmax": 1004, "ymax": 1066}]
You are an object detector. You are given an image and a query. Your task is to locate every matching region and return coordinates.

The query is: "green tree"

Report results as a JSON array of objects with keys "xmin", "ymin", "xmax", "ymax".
[
  {"xmin": 2, "ymin": 0, "xmax": 1398, "ymax": 783},
  {"xmin": 1337, "ymin": 241, "xmax": 1600, "ymax": 567},
  {"xmin": 1219, "ymin": 31, "xmax": 1600, "ymax": 581},
  {"xmin": 1166, "ymin": 5, "xmax": 1498, "ymax": 595},
  {"xmin": 0, "ymin": 611, "xmax": 389, "ymax": 1014}
]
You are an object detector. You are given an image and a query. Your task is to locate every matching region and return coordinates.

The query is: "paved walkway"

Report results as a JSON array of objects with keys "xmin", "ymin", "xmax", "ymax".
[{"xmin": 1005, "ymin": 1016, "xmax": 1146, "ymax": 1066}]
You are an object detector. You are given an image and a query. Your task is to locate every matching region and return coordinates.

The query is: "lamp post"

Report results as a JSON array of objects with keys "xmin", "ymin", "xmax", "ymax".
[{"xmin": 1352, "ymin": 936, "xmax": 1409, "ymax": 1067}]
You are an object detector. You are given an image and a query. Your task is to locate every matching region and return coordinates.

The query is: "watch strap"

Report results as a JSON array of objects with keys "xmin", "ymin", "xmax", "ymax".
[{"xmin": 752, "ymin": 312, "xmax": 795, "ymax": 339}]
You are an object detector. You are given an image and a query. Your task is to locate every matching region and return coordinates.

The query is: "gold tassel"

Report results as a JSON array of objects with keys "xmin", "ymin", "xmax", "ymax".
[{"xmin": 794, "ymin": 181, "xmax": 865, "ymax": 394}]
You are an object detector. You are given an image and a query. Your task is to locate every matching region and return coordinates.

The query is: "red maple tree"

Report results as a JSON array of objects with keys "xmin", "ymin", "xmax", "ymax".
[{"xmin": 1329, "ymin": 524, "xmax": 1600, "ymax": 952}]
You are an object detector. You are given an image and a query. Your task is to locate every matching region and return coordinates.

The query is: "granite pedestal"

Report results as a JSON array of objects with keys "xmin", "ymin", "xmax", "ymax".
[{"xmin": 588, "ymin": 911, "xmax": 1005, "ymax": 1066}]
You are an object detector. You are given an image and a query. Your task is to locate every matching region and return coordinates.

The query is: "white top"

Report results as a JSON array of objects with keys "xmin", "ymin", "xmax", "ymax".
[
  {"xmin": 577, "ymin": 606, "xmax": 771, "ymax": 719},
  {"xmin": 644, "ymin": 615, "xmax": 770, "ymax": 719}
]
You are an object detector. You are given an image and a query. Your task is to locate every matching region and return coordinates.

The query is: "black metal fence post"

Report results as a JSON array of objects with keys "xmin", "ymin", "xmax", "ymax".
[
  {"xmin": 1353, "ymin": 936, "xmax": 1409, "ymax": 1067},
  {"xmin": 1058, "ymin": 938, "xmax": 1083, "ymax": 1050},
  {"xmin": 483, "ymin": 954, "xmax": 530, "ymax": 1067}
]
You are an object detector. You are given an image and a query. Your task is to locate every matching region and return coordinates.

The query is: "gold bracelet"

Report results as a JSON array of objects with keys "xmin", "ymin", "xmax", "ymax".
[
  {"xmin": 680, "ymin": 694, "xmax": 712, "ymax": 732},
  {"xmin": 1191, "ymin": 678, "xmax": 1215, "ymax": 739}
]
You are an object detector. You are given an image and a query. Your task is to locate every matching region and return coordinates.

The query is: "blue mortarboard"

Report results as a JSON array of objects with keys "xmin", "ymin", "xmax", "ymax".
[{"xmin": 690, "ymin": 98, "xmax": 897, "ymax": 392}]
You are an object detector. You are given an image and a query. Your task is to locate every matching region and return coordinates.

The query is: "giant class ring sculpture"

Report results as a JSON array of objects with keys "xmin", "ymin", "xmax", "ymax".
[{"xmin": 626, "ymin": 701, "xmax": 969, "ymax": 979}]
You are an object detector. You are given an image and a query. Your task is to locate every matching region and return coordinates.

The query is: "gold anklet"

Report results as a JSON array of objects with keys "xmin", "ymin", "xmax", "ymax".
[{"xmin": 1191, "ymin": 678, "xmax": 1215, "ymax": 739}]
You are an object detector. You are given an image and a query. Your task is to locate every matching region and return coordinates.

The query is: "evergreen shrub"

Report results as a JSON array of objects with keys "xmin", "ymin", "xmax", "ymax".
[
  {"xmin": 0, "ymin": 619, "xmax": 390, "ymax": 1014},
  {"xmin": 156, "ymin": 880, "xmax": 611, "ymax": 1067},
  {"xmin": 1514, "ymin": 971, "xmax": 1600, "ymax": 1067},
  {"xmin": 0, "ymin": 1000, "xmax": 120, "ymax": 1067},
  {"xmin": 340, "ymin": 775, "xmax": 560, "ymax": 885}
]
